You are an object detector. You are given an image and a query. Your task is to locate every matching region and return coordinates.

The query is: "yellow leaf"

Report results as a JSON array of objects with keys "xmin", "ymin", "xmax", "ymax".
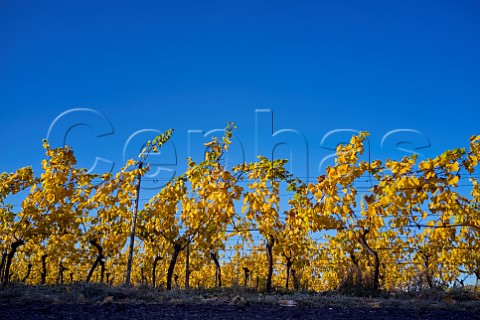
[
  {"xmin": 447, "ymin": 175, "xmax": 459, "ymax": 186},
  {"xmin": 446, "ymin": 162, "xmax": 459, "ymax": 172}
]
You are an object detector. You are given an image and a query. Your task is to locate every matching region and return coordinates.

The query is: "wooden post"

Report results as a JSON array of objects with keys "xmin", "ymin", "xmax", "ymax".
[{"xmin": 125, "ymin": 162, "xmax": 143, "ymax": 286}]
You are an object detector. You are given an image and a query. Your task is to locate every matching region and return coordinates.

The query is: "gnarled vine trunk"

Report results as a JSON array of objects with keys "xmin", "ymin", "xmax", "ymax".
[
  {"xmin": 265, "ymin": 235, "xmax": 275, "ymax": 292},
  {"xmin": 210, "ymin": 251, "xmax": 222, "ymax": 287},
  {"xmin": 3, "ymin": 239, "xmax": 25, "ymax": 284},
  {"xmin": 166, "ymin": 242, "xmax": 182, "ymax": 290},
  {"xmin": 22, "ymin": 263, "xmax": 33, "ymax": 283},
  {"xmin": 358, "ymin": 230, "xmax": 380, "ymax": 291},
  {"xmin": 56, "ymin": 262, "xmax": 67, "ymax": 284},
  {"xmin": 86, "ymin": 239, "xmax": 104, "ymax": 283},
  {"xmin": 0, "ymin": 251, "xmax": 7, "ymax": 282},
  {"xmin": 421, "ymin": 252, "xmax": 434, "ymax": 289},
  {"xmin": 284, "ymin": 256, "xmax": 292, "ymax": 289},
  {"xmin": 243, "ymin": 267, "xmax": 250, "ymax": 287},
  {"xmin": 292, "ymin": 269, "xmax": 300, "ymax": 290},
  {"xmin": 40, "ymin": 254, "xmax": 48, "ymax": 284},
  {"xmin": 99, "ymin": 259, "xmax": 106, "ymax": 283},
  {"xmin": 152, "ymin": 255, "xmax": 162, "ymax": 288}
]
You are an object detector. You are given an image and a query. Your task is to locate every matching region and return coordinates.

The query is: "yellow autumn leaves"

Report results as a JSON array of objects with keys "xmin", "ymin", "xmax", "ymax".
[{"xmin": 1, "ymin": 126, "xmax": 480, "ymax": 292}]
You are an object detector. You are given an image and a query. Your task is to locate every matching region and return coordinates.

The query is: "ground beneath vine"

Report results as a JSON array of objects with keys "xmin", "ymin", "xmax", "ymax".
[{"xmin": 0, "ymin": 302, "xmax": 478, "ymax": 320}]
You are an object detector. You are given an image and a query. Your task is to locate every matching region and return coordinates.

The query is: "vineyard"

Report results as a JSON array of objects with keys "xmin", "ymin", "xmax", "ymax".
[{"xmin": 1, "ymin": 123, "xmax": 480, "ymax": 294}]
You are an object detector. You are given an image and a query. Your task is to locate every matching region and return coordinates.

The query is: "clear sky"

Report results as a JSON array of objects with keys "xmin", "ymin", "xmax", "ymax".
[
  {"xmin": 1, "ymin": 0, "xmax": 479, "ymax": 193},
  {"xmin": 1, "ymin": 0, "xmax": 480, "ymax": 286}
]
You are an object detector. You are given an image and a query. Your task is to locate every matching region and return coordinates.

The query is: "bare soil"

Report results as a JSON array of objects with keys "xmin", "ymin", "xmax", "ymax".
[
  {"xmin": 0, "ymin": 302, "xmax": 479, "ymax": 320},
  {"xmin": 1, "ymin": 284, "xmax": 479, "ymax": 319}
]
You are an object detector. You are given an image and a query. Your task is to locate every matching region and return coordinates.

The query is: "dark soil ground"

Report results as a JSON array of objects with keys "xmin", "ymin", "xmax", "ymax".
[
  {"xmin": 1, "ymin": 284, "xmax": 479, "ymax": 319},
  {"xmin": 1, "ymin": 303, "xmax": 479, "ymax": 320}
]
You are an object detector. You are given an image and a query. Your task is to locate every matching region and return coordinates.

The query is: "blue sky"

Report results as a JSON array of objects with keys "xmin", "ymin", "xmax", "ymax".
[
  {"xmin": 1, "ymin": 0, "xmax": 479, "ymax": 192},
  {"xmin": 1, "ymin": 0, "xmax": 480, "ymax": 286}
]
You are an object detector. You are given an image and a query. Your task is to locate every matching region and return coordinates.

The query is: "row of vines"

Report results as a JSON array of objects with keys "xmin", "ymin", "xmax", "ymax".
[{"xmin": 1, "ymin": 123, "xmax": 479, "ymax": 292}]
